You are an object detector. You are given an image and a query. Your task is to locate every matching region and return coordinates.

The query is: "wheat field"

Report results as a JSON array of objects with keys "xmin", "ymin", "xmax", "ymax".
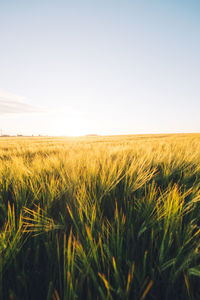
[{"xmin": 0, "ymin": 133, "xmax": 200, "ymax": 299}]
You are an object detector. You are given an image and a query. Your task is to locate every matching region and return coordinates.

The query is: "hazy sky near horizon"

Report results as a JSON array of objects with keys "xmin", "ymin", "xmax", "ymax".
[{"xmin": 0, "ymin": 0, "xmax": 199, "ymax": 136}]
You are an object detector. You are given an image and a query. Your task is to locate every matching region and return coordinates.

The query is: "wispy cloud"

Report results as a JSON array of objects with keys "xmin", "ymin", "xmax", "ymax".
[{"xmin": 0, "ymin": 90, "xmax": 43, "ymax": 115}]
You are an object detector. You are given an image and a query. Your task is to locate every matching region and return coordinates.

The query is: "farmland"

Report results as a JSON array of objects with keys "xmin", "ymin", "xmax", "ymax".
[{"xmin": 0, "ymin": 133, "xmax": 200, "ymax": 299}]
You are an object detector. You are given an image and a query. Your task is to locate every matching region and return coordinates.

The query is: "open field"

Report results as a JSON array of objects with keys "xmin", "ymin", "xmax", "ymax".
[{"xmin": 1, "ymin": 133, "xmax": 200, "ymax": 299}]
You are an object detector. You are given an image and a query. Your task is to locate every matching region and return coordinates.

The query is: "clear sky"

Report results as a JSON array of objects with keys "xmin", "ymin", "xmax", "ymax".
[{"xmin": 0, "ymin": 0, "xmax": 199, "ymax": 136}]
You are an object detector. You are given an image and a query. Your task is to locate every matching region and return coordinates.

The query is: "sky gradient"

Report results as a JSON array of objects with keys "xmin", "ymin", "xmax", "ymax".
[{"xmin": 0, "ymin": 0, "xmax": 199, "ymax": 136}]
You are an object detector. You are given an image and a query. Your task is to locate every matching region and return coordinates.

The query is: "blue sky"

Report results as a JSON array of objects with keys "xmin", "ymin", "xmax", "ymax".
[{"xmin": 0, "ymin": 0, "xmax": 199, "ymax": 136}]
